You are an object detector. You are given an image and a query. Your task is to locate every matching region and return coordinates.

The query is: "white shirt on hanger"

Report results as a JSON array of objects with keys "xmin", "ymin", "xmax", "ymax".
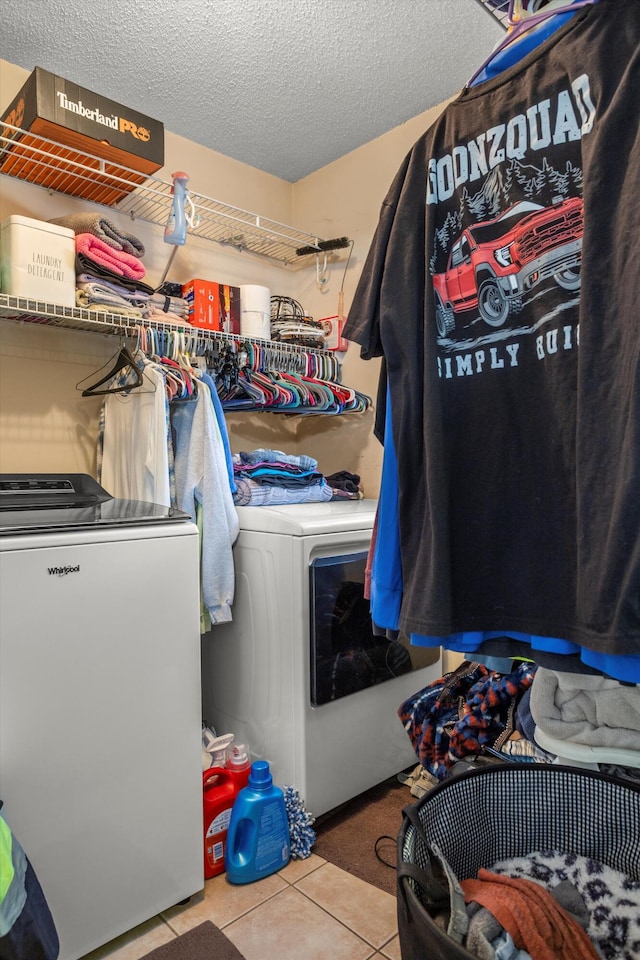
[{"xmin": 100, "ymin": 360, "xmax": 171, "ymax": 507}]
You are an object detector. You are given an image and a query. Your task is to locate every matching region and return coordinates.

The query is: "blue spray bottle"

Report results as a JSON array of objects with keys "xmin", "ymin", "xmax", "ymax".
[
  {"xmin": 164, "ymin": 170, "xmax": 194, "ymax": 245},
  {"xmin": 158, "ymin": 171, "xmax": 199, "ymax": 286},
  {"xmin": 225, "ymin": 760, "xmax": 290, "ymax": 884}
]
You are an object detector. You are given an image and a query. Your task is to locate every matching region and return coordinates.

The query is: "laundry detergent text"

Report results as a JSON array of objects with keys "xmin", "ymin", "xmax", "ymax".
[
  {"xmin": 427, "ymin": 75, "xmax": 595, "ymax": 204},
  {"xmin": 28, "ymin": 252, "xmax": 66, "ymax": 281},
  {"xmin": 437, "ymin": 324, "xmax": 579, "ymax": 378}
]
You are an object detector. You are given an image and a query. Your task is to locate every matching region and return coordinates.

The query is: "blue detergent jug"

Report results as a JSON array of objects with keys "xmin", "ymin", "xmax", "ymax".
[{"xmin": 224, "ymin": 760, "xmax": 290, "ymax": 884}]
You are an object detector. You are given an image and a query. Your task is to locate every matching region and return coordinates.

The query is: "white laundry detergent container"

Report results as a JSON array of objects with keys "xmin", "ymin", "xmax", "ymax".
[{"xmin": 0, "ymin": 215, "xmax": 76, "ymax": 307}]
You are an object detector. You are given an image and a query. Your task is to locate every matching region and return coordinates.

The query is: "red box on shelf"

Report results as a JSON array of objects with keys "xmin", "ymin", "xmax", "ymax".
[{"xmin": 182, "ymin": 279, "xmax": 240, "ymax": 334}]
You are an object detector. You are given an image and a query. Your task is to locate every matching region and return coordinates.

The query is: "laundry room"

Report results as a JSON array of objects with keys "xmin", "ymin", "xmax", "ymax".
[{"xmin": 1, "ymin": 2, "xmax": 640, "ymax": 960}]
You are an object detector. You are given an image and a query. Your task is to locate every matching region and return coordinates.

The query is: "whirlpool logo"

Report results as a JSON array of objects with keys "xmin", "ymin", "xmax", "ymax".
[{"xmin": 48, "ymin": 565, "xmax": 80, "ymax": 577}]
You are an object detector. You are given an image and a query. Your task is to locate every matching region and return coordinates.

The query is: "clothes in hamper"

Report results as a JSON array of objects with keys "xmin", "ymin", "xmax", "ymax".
[
  {"xmin": 343, "ymin": 0, "xmax": 640, "ymax": 665},
  {"xmin": 491, "ymin": 850, "xmax": 640, "ymax": 960},
  {"xmin": 461, "ymin": 871, "xmax": 601, "ymax": 960}
]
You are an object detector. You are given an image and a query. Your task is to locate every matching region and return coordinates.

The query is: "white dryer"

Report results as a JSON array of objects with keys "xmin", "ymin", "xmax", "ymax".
[{"xmin": 201, "ymin": 499, "xmax": 441, "ymax": 817}]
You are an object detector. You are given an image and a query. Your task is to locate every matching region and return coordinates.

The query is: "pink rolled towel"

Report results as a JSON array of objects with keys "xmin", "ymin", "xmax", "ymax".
[{"xmin": 75, "ymin": 233, "xmax": 146, "ymax": 281}]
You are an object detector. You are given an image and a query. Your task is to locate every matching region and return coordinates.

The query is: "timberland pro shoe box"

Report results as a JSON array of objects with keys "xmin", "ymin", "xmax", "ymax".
[
  {"xmin": 182, "ymin": 279, "xmax": 241, "ymax": 334},
  {"xmin": 0, "ymin": 215, "xmax": 76, "ymax": 307},
  {"xmin": 0, "ymin": 66, "xmax": 164, "ymax": 206}
]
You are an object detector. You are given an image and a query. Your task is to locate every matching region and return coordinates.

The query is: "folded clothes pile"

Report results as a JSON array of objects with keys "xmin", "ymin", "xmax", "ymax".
[
  {"xmin": 232, "ymin": 448, "xmax": 332, "ymax": 506},
  {"xmin": 49, "ymin": 213, "xmax": 189, "ymax": 321},
  {"xmin": 325, "ymin": 469, "xmax": 362, "ymax": 500},
  {"xmin": 145, "ymin": 291, "xmax": 190, "ymax": 322},
  {"xmin": 75, "ymin": 233, "xmax": 146, "ymax": 280},
  {"xmin": 50, "ymin": 212, "xmax": 146, "ymax": 256},
  {"xmin": 76, "ymin": 278, "xmax": 144, "ymax": 318}
]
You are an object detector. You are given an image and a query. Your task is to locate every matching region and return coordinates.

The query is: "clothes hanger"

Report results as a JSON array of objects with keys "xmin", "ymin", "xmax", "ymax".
[
  {"xmin": 77, "ymin": 344, "xmax": 148, "ymax": 397},
  {"xmin": 466, "ymin": 0, "xmax": 596, "ymax": 88}
]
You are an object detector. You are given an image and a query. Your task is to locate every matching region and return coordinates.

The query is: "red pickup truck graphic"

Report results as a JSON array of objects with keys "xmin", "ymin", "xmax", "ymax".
[{"xmin": 433, "ymin": 197, "xmax": 583, "ymax": 337}]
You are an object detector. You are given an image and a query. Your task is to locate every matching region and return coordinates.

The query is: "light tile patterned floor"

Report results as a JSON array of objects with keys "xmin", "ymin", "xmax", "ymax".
[{"xmin": 80, "ymin": 854, "xmax": 402, "ymax": 960}]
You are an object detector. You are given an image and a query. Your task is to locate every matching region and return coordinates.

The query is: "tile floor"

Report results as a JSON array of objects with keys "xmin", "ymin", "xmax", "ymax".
[{"xmin": 80, "ymin": 854, "xmax": 401, "ymax": 960}]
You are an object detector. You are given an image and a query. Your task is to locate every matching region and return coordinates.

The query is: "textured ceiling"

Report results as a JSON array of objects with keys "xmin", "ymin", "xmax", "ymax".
[{"xmin": 0, "ymin": 0, "xmax": 504, "ymax": 182}]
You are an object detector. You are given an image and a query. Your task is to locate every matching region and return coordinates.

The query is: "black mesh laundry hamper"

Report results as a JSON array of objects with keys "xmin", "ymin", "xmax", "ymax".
[{"xmin": 396, "ymin": 763, "xmax": 640, "ymax": 960}]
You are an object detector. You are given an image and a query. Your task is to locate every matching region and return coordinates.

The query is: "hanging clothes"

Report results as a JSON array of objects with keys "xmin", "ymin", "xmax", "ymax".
[
  {"xmin": 344, "ymin": 0, "xmax": 640, "ymax": 676},
  {"xmin": 98, "ymin": 355, "xmax": 173, "ymax": 508},
  {"xmin": 171, "ymin": 378, "xmax": 239, "ymax": 624},
  {"xmin": 200, "ymin": 370, "xmax": 236, "ymax": 493}
]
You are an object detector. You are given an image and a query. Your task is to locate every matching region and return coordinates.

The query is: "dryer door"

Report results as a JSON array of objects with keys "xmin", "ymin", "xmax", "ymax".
[{"xmin": 310, "ymin": 551, "xmax": 426, "ymax": 706}]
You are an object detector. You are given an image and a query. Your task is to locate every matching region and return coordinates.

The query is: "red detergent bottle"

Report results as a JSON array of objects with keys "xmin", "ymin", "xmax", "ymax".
[
  {"xmin": 202, "ymin": 766, "xmax": 237, "ymax": 879},
  {"xmin": 226, "ymin": 742, "xmax": 251, "ymax": 790}
]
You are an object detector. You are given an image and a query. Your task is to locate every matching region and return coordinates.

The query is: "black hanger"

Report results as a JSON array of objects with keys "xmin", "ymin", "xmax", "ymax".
[{"xmin": 77, "ymin": 345, "xmax": 145, "ymax": 397}]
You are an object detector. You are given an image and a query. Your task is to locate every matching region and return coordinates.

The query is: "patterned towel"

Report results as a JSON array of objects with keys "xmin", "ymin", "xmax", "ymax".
[
  {"xmin": 75, "ymin": 234, "xmax": 146, "ymax": 281},
  {"xmin": 50, "ymin": 213, "xmax": 145, "ymax": 256}
]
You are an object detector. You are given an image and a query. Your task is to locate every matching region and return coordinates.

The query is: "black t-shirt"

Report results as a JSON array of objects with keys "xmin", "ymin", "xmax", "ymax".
[{"xmin": 344, "ymin": 0, "xmax": 640, "ymax": 658}]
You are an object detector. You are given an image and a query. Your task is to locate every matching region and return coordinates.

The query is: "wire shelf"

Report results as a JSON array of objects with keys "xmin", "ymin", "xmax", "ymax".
[
  {"xmin": 0, "ymin": 292, "xmax": 148, "ymax": 337},
  {"xmin": 0, "ymin": 292, "xmax": 335, "ymax": 360},
  {"xmin": 0, "ymin": 123, "xmax": 328, "ymax": 266},
  {"xmin": 0, "ymin": 293, "xmax": 349, "ymax": 390}
]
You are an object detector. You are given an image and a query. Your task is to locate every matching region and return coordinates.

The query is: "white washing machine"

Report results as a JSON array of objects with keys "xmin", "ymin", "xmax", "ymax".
[
  {"xmin": 0, "ymin": 474, "xmax": 203, "ymax": 960},
  {"xmin": 201, "ymin": 499, "xmax": 441, "ymax": 817}
]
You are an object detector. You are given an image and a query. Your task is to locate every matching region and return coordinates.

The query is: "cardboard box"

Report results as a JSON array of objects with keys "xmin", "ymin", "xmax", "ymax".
[
  {"xmin": 0, "ymin": 214, "xmax": 76, "ymax": 306},
  {"xmin": 182, "ymin": 279, "xmax": 241, "ymax": 334},
  {"xmin": 0, "ymin": 66, "xmax": 164, "ymax": 206}
]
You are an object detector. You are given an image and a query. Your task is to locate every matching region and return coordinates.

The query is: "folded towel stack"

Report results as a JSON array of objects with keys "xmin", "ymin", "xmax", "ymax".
[
  {"xmin": 49, "ymin": 213, "xmax": 145, "ymax": 257},
  {"xmin": 51, "ymin": 212, "xmax": 157, "ymax": 308},
  {"xmin": 75, "ymin": 234, "xmax": 146, "ymax": 280}
]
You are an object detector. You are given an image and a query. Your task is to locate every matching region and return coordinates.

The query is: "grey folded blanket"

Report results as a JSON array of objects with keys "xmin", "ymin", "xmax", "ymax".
[
  {"xmin": 530, "ymin": 666, "xmax": 640, "ymax": 749},
  {"xmin": 49, "ymin": 213, "xmax": 145, "ymax": 257}
]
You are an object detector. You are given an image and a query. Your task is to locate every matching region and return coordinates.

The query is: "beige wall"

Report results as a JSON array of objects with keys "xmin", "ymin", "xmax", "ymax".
[
  {"xmin": 291, "ymin": 101, "xmax": 456, "ymax": 489},
  {"xmin": 0, "ymin": 58, "xmax": 450, "ymax": 499}
]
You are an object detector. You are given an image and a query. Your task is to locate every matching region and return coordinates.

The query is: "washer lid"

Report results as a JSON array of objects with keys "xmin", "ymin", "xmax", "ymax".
[
  {"xmin": 235, "ymin": 498, "xmax": 378, "ymax": 536},
  {"xmin": 0, "ymin": 473, "xmax": 190, "ymax": 534}
]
